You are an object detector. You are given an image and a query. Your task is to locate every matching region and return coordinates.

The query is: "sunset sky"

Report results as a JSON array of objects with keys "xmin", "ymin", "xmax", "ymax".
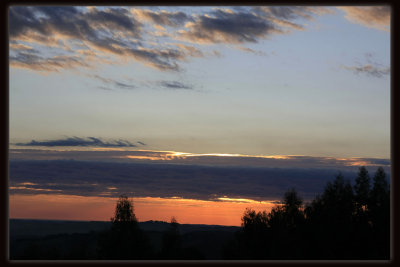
[
  {"xmin": 9, "ymin": 6, "xmax": 390, "ymax": 225},
  {"xmin": 9, "ymin": 6, "xmax": 390, "ymax": 157}
]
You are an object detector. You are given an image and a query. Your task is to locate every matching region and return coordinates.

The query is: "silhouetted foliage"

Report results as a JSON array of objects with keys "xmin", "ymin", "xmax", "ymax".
[
  {"xmin": 159, "ymin": 217, "xmax": 182, "ymax": 259},
  {"xmin": 369, "ymin": 167, "xmax": 390, "ymax": 258},
  {"xmin": 97, "ymin": 195, "xmax": 153, "ymax": 259},
  {"xmin": 224, "ymin": 167, "xmax": 390, "ymax": 260},
  {"xmin": 354, "ymin": 167, "xmax": 371, "ymax": 215},
  {"xmin": 10, "ymin": 167, "xmax": 389, "ymax": 260}
]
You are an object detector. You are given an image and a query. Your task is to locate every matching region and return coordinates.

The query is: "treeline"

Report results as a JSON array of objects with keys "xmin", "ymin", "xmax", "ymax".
[
  {"xmin": 96, "ymin": 196, "xmax": 204, "ymax": 260},
  {"xmin": 11, "ymin": 166, "xmax": 390, "ymax": 260},
  {"xmin": 223, "ymin": 166, "xmax": 390, "ymax": 260}
]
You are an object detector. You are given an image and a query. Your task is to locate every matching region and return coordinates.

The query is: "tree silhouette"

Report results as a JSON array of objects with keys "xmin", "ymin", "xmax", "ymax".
[
  {"xmin": 354, "ymin": 166, "xmax": 371, "ymax": 215},
  {"xmin": 111, "ymin": 195, "xmax": 137, "ymax": 223},
  {"xmin": 159, "ymin": 217, "xmax": 182, "ymax": 259},
  {"xmin": 369, "ymin": 167, "xmax": 390, "ymax": 259},
  {"xmin": 267, "ymin": 189, "xmax": 305, "ymax": 259},
  {"xmin": 224, "ymin": 189, "xmax": 307, "ymax": 259},
  {"xmin": 238, "ymin": 208, "xmax": 269, "ymax": 259},
  {"xmin": 306, "ymin": 173, "xmax": 356, "ymax": 258},
  {"xmin": 97, "ymin": 195, "xmax": 153, "ymax": 259}
]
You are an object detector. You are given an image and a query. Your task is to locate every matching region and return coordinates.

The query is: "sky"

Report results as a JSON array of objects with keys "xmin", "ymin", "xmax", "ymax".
[
  {"xmin": 8, "ymin": 6, "xmax": 391, "ymax": 225},
  {"xmin": 9, "ymin": 6, "xmax": 390, "ymax": 158}
]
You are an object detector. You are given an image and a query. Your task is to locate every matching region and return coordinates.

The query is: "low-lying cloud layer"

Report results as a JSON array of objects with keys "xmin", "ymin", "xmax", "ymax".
[
  {"xmin": 15, "ymin": 137, "xmax": 143, "ymax": 148},
  {"xmin": 8, "ymin": 148, "xmax": 390, "ymax": 203},
  {"xmin": 9, "ymin": 149, "xmax": 390, "ymax": 170},
  {"xmin": 10, "ymin": 159, "xmax": 385, "ymax": 202}
]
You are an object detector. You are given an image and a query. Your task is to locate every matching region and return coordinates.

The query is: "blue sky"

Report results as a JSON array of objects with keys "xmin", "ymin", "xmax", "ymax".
[{"xmin": 9, "ymin": 6, "xmax": 390, "ymax": 158}]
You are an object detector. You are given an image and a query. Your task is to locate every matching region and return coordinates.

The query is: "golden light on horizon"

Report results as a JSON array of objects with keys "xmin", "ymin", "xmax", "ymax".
[
  {"xmin": 9, "ymin": 194, "xmax": 278, "ymax": 226},
  {"xmin": 117, "ymin": 150, "xmax": 299, "ymax": 162},
  {"xmin": 9, "ymin": 147, "xmax": 389, "ymax": 168}
]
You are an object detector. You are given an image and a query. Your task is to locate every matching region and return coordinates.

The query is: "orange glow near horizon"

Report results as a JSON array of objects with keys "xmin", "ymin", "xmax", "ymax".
[
  {"xmin": 118, "ymin": 151, "xmax": 297, "ymax": 161},
  {"xmin": 9, "ymin": 194, "xmax": 278, "ymax": 226}
]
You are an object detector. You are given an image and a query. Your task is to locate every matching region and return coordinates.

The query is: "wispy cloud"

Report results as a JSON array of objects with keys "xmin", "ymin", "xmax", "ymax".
[
  {"xmin": 341, "ymin": 53, "xmax": 390, "ymax": 78},
  {"xmin": 91, "ymin": 74, "xmax": 136, "ymax": 90},
  {"xmin": 178, "ymin": 7, "xmax": 332, "ymax": 45},
  {"xmin": 179, "ymin": 9, "xmax": 278, "ymax": 44},
  {"xmin": 159, "ymin": 81, "xmax": 193, "ymax": 90},
  {"xmin": 131, "ymin": 8, "xmax": 194, "ymax": 27},
  {"xmin": 9, "ymin": 51, "xmax": 90, "ymax": 72},
  {"xmin": 341, "ymin": 64, "xmax": 390, "ymax": 78},
  {"xmin": 236, "ymin": 46, "xmax": 267, "ymax": 56},
  {"xmin": 337, "ymin": 6, "xmax": 390, "ymax": 32},
  {"xmin": 254, "ymin": 6, "xmax": 333, "ymax": 21},
  {"xmin": 9, "ymin": 5, "xmax": 384, "ymax": 75},
  {"xmin": 9, "ymin": 6, "xmax": 187, "ymax": 72},
  {"xmin": 15, "ymin": 137, "xmax": 144, "ymax": 148}
]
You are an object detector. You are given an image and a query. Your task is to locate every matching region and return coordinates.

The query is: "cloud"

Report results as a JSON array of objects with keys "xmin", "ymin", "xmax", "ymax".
[
  {"xmin": 254, "ymin": 6, "xmax": 333, "ymax": 20},
  {"xmin": 9, "ymin": 42, "xmax": 37, "ymax": 52},
  {"xmin": 159, "ymin": 81, "xmax": 193, "ymax": 90},
  {"xmin": 179, "ymin": 9, "xmax": 278, "ymax": 44},
  {"xmin": 125, "ymin": 47, "xmax": 183, "ymax": 71},
  {"xmin": 10, "ymin": 6, "xmax": 141, "ymax": 40},
  {"xmin": 337, "ymin": 6, "xmax": 390, "ymax": 31},
  {"xmin": 8, "ymin": 149, "xmax": 391, "ymax": 201},
  {"xmin": 252, "ymin": 6, "xmax": 334, "ymax": 33},
  {"xmin": 91, "ymin": 75, "xmax": 135, "ymax": 90},
  {"xmin": 9, "ymin": 149, "xmax": 391, "ymax": 171},
  {"xmin": 15, "ymin": 137, "xmax": 139, "ymax": 147},
  {"xmin": 9, "ymin": 6, "xmax": 188, "ymax": 72},
  {"xmin": 341, "ymin": 64, "xmax": 390, "ymax": 78},
  {"xmin": 173, "ymin": 44, "xmax": 204, "ymax": 58},
  {"xmin": 131, "ymin": 9, "xmax": 193, "ymax": 27},
  {"xmin": 340, "ymin": 53, "xmax": 390, "ymax": 78},
  {"xmin": 236, "ymin": 46, "xmax": 267, "ymax": 56},
  {"xmin": 85, "ymin": 7, "xmax": 141, "ymax": 37},
  {"xmin": 8, "ymin": 159, "xmax": 390, "ymax": 202},
  {"xmin": 179, "ymin": 7, "xmax": 333, "ymax": 45},
  {"xmin": 9, "ymin": 51, "xmax": 90, "ymax": 72}
]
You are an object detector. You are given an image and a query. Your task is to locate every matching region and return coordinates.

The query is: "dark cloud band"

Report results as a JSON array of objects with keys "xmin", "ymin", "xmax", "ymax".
[
  {"xmin": 10, "ymin": 160, "xmax": 378, "ymax": 202},
  {"xmin": 15, "ymin": 137, "xmax": 144, "ymax": 148}
]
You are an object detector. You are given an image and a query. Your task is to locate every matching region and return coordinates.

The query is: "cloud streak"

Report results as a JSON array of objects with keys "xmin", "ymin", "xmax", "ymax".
[
  {"xmin": 10, "ymin": 51, "xmax": 90, "ymax": 72},
  {"xmin": 159, "ymin": 81, "xmax": 193, "ymax": 90},
  {"xmin": 177, "ymin": 6, "xmax": 332, "ymax": 51},
  {"xmin": 91, "ymin": 75, "xmax": 136, "ymax": 90},
  {"xmin": 179, "ymin": 9, "xmax": 278, "ymax": 44},
  {"xmin": 341, "ymin": 64, "xmax": 390, "ymax": 78},
  {"xmin": 337, "ymin": 6, "xmax": 390, "ymax": 31},
  {"xmin": 9, "ymin": 6, "xmax": 188, "ymax": 72},
  {"xmin": 9, "ymin": 6, "xmax": 387, "ymax": 75},
  {"xmin": 131, "ymin": 9, "xmax": 194, "ymax": 27},
  {"xmin": 14, "ymin": 137, "xmax": 144, "ymax": 148}
]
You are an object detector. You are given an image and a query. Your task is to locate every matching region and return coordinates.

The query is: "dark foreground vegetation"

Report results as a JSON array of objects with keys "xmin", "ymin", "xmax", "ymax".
[{"xmin": 10, "ymin": 167, "xmax": 389, "ymax": 260}]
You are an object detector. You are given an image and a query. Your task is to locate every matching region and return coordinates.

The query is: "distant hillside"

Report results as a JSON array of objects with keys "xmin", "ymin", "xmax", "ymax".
[
  {"xmin": 9, "ymin": 219, "xmax": 239, "ymax": 239},
  {"xmin": 9, "ymin": 219, "xmax": 240, "ymax": 260}
]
